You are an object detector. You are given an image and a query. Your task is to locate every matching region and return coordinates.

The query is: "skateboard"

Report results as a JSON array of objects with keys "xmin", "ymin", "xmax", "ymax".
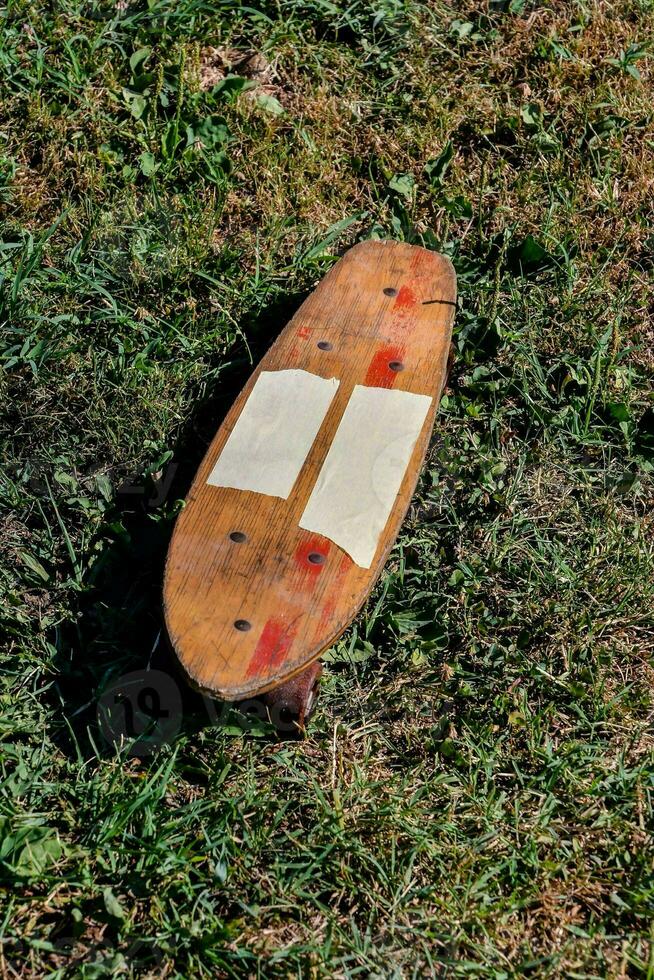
[{"xmin": 164, "ymin": 241, "xmax": 456, "ymax": 727}]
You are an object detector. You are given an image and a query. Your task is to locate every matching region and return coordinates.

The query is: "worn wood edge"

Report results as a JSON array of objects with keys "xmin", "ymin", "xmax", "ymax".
[
  {"xmin": 168, "ymin": 618, "xmax": 353, "ymax": 704},
  {"xmin": 163, "ymin": 243, "xmax": 456, "ymax": 702}
]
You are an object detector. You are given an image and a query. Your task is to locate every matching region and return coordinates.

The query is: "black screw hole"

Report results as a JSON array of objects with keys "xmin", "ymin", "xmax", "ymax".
[
  {"xmin": 307, "ymin": 552, "xmax": 326, "ymax": 565},
  {"xmin": 389, "ymin": 360, "xmax": 404, "ymax": 372},
  {"xmin": 234, "ymin": 619, "xmax": 251, "ymax": 632},
  {"xmin": 229, "ymin": 531, "xmax": 247, "ymax": 543},
  {"xmin": 317, "ymin": 340, "xmax": 332, "ymax": 351},
  {"xmin": 383, "ymin": 287, "xmax": 398, "ymax": 297}
]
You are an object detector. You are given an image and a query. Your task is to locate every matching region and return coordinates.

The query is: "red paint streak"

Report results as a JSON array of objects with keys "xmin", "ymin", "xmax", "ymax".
[
  {"xmin": 384, "ymin": 278, "xmax": 421, "ymax": 342},
  {"xmin": 364, "ymin": 344, "xmax": 406, "ymax": 388},
  {"xmin": 246, "ymin": 617, "xmax": 298, "ymax": 678},
  {"xmin": 394, "ymin": 284, "xmax": 417, "ymax": 310},
  {"xmin": 295, "ymin": 535, "xmax": 330, "ymax": 575},
  {"xmin": 410, "ymin": 247, "xmax": 431, "ymax": 274},
  {"xmin": 317, "ymin": 554, "xmax": 353, "ymax": 634},
  {"xmin": 297, "ymin": 326, "xmax": 311, "ymax": 339},
  {"xmin": 410, "ymin": 249, "xmax": 423, "ymax": 273}
]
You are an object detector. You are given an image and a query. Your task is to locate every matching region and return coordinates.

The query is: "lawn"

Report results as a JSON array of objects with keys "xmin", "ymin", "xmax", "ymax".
[{"xmin": 1, "ymin": 0, "xmax": 654, "ymax": 976}]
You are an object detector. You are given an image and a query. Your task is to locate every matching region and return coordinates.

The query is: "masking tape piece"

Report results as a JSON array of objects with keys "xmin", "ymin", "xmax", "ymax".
[
  {"xmin": 299, "ymin": 384, "xmax": 432, "ymax": 568},
  {"xmin": 207, "ymin": 369, "xmax": 339, "ymax": 499}
]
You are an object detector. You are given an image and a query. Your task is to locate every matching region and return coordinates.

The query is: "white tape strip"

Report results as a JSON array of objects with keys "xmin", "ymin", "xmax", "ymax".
[
  {"xmin": 299, "ymin": 385, "xmax": 432, "ymax": 567},
  {"xmin": 207, "ymin": 369, "xmax": 339, "ymax": 499}
]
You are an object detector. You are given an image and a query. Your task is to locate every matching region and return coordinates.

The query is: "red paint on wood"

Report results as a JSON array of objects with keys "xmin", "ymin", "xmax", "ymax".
[
  {"xmin": 394, "ymin": 284, "xmax": 417, "ymax": 310},
  {"xmin": 410, "ymin": 247, "xmax": 430, "ymax": 274},
  {"xmin": 297, "ymin": 326, "xmax": 311, "ymax": 339},
  {"xmin": 364, "ymin": 344, "xmax": 405, "ymax": 388},
  {"xmin": 385, "ymin": 280, "xmax": 420, "ymax": 342},
  {"xmin": 295, "ymin": 535, "xmax": 330, "ymax": 574},
  {"xmin": 317, "ymin": 554, "xmax": 353, "ymax": 634},
  {"xmin": 246, "ymin": 617, "xmax": 297, "ymax": 678}
]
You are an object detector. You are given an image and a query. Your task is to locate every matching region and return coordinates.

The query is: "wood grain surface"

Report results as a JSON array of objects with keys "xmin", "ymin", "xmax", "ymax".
[{"xmin": 164, "ymin": 241, "xmax": 456, "ymax": 700}]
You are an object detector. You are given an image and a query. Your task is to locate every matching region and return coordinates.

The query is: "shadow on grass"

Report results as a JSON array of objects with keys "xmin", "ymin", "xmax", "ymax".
[{"xmin": 52, "ymin": 289, "xmax": 311, "ymax": 760}]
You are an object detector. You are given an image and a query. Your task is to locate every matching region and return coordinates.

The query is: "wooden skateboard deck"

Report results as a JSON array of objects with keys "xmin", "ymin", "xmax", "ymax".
[{"xmin": 164, "ymin": 241, "xmax": 456, "ymax": 705}]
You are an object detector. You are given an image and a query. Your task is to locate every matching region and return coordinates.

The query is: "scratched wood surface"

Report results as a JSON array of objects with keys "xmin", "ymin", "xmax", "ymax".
[{"xmin": 164, "ymin": 241, "xmax": 456, "ymax": 700}]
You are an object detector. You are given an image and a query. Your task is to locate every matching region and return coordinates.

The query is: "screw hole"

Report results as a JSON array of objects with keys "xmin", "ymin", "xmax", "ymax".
[
  {"xmin": 234, "ymin": 619, "xmax": 251, "ymax": 632},
  {"xmin": 307, "ymin": 552, "xmax": 326, "ymax": 565},
  {"xmin": 383, "ymin": 287, "xmax": 398, "ymax": 297},
  {"xmin": 389, "ymin": 360, "xmax": 404, "ymax": 372},
  {"xmin": 317, "ymin": 340, "xmax": 332, "ymax": 351},
  {"xmin": 229, "ymin": 531, "xmax": 247, "ymax": 543}
]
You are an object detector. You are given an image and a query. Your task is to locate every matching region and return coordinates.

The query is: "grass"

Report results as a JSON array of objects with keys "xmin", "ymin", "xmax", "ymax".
[{"xmin": 1, "ymin": 0, "xmax": 654, "ymax": 975}]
